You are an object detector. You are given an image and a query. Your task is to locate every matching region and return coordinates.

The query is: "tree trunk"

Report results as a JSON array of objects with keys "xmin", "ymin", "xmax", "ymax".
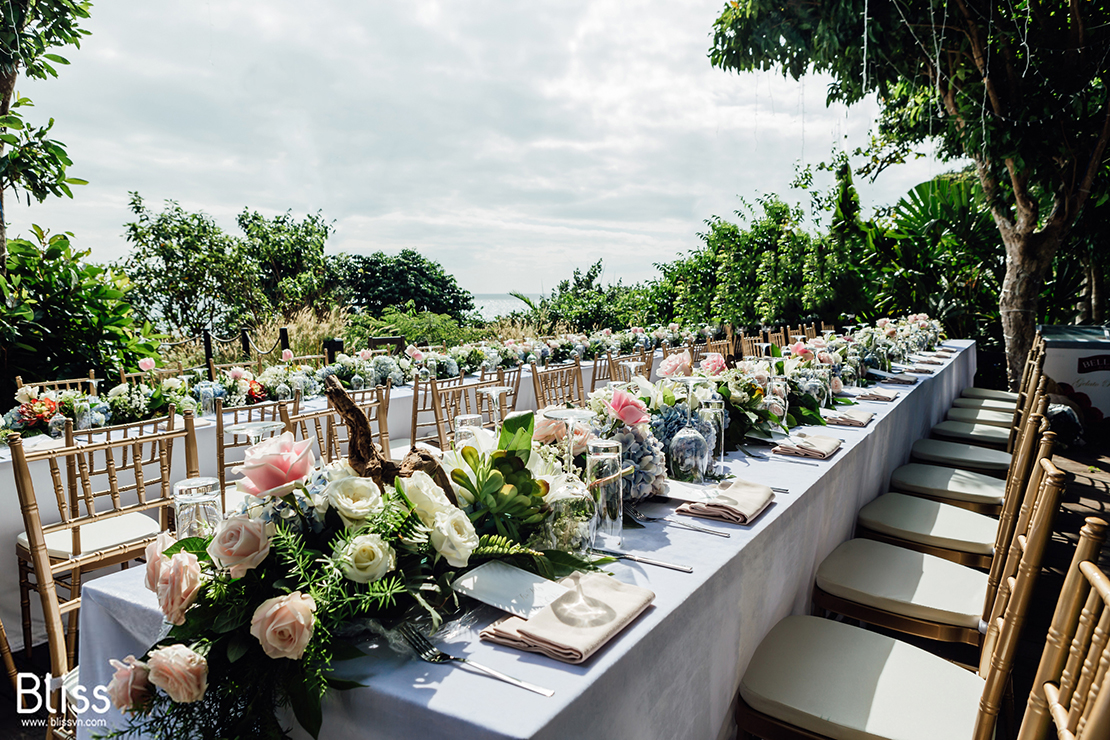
[
  {"xmin": 998, "ymin": 227, "xmax": 1061, "ymax": 390},
  {"xmin": 0, "ymin": 66, "xmax": 17, "ymax": 276}
]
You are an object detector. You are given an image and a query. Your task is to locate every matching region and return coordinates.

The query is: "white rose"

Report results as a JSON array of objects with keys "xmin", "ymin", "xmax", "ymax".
[
  {"xmin": 400, "ymin": 471, "xmax": 453, "ymax": 526},
  {"xmin": 161, "ymin": 377, "xmax": 183, "ymax": 392},
  {"xmin": 108, "ymin": 383, "xmax": 130, "ymax": 399},
  {"xmin": 325, "ymin": 459, "xmax": 359, "ymax": 482},
  {"xmin": 336, "ymin": 533, "xmax": 396, "ymax": 583},
  {"xmin": 325, "ymin": 476, "xmax": 385, "ymax": 529},
  {"xmin": 430, "ymin": 508, "xmax": 479, "ymax": 567},
  {"xmin": 15, "ymin": 385, "xmax": 39, "ymax": 404}
]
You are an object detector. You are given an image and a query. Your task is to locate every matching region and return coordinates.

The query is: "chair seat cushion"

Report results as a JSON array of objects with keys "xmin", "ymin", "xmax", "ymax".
[
  {"xmin": 931, "ymin": 421, "xmax": 1010, "ymax": 447},
  {"xmin": 951, "ymin": 397, "xmax": 1017, "ymax": 412},
  {"xmin": 911, "ymin": 439, "xmax": 1012, "ymax": 473},
  {"xmin": 946, "ymin": 407, "xmax": 1014, "ymax": 429},
  {"xmin": 816, "ymin": 539, "xmax": 988, "ymax": 628},
  {"xmin": 962, "ymin": 386, "xmax": 1020, "ymax": 402},
  {"xmin": 889, "ymin": 463, "xmax": 1005, "ymax": 505},
  {"xmin": 740, "ymin": 616, "xmax": 985, "ymax": 740},
  {"xmin": 17, "ymin": 512, "xmax": 160, "ymax": 560},
  {"xmin": 858, "ymin": 493, "xmax": 997, "ymax": 555}
]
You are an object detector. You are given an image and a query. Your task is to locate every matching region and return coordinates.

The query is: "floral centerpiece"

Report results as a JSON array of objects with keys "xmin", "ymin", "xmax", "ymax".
[{"xmin": 103, "ymin": 379, "xmax": 595, "ymax": 739}]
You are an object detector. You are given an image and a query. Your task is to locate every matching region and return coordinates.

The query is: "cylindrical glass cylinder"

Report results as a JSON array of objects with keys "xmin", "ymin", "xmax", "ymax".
[
  {"xmin": 173, "ymin": 476, "xmax": 222, "ymax": 538},
  {"xmin": 587, "ymin": 438, "xmax": 622, "ymax": 548},
  {"xmin": 453, "ymin": 413, "xmax": 484, "ymax": 452}
]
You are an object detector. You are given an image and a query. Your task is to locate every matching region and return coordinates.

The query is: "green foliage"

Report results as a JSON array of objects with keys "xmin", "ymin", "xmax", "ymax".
[
  {"xmin": 345, "ymin": 302, "xmax": 482, "ymax": 348},
  {"xmin": 236, "ymin": 209, "xmax": 335, "ymax": 318},
  {"xmin": 0, "ymin": 1, "xmax": 91, "ymax": 83},
  {"xmin": 0, "ymin": 96, "xmax": 85, "ymax": 205},
  {"xmin": 121, "ymin": 193, "xmax": 266, "ymax": 335},
  {"xmin": 0, "ymin": 225, "xmax": 161, "ymax": 398},
  {"xmin": 330, "ymin": 249, "xmax": 474, "ymax": 320}
]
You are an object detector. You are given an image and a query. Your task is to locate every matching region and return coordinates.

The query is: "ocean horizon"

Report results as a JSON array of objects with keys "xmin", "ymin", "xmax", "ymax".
[{"xmin": 472, "ymin": 293, "xmax": 542, "ymax": 320}]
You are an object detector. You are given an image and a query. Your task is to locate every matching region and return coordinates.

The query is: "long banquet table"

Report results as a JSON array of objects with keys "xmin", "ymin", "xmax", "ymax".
[{"xmin": 73, "ymin": 341, "xmax": 976, "ymax": 740}]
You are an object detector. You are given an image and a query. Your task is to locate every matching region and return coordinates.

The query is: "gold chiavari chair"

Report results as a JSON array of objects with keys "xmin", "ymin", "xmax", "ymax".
[
  {"xmin": 608, "ymin": 350, "xmax": 651, "ymax": 384},
  {"xmin": 821, "ymin": 321, "xmax": 837, "ymax": 334},
  {"xmin": 465, "ymin": 375, "xmax": 518, "ymax": 437},
  {"xmin": 531, "ymin": 359, "xmax": 587, "ymax": 408},
  {"xmin": 15, "ymin": 371, "xmax": 99, "ymax": 397},
  {"xmin": 215, "ymin": 396, "xmax": 297, "ymax": 510},
  {"xmin": 804, "ymin": 323, "xmax": 818, "ymax": 340},
  {"xmin": 479, "ymin": 366, "xmax": 522, "ymax": 414},
  {"xmin": 704, "ymin": 338, "xmax": 730, "ymax": 357},
  {"xmin": 590, "ymin": 352, "xmax": 613, "ymax": 392},
  {"xmin": 1018, "ymin": 519, "xmax": 1110, "ymax": 740},
  {"xmin": 734, "ymin": 481, "xmax": 1096, "ymax": 740},
  {"xmin": 281, "ymin": 403, "xmax": 335, "ymax": 465},
  {"xmin": 688, "ymin": 340, "xmax": 707, "ymax": 365},
  {"xmin": 329, "ymin": 384, "xmax": 392, "ymax": 461},
  {"xmin": 11, "ymin": 413, "xmax": 198, "ymax": 683},
  {"xmin": 766, "ymin": 328, "xmax": 786, "ymax": 349},
  {"xmin": 858, "ymin": 403, "xmax": 1051, "ymax": 568},
  {"xmin": 660, "ymin": 344, "xmax": 687, "ymax": 360},
  {"xmin": 813, "ymin": 454, "xmax": 1063, "ymax": 650},
  {"xmin": 207, "ymin": 357, "xmax": 263, "ymax": 382},
  {"xmin": 0, "ymin": 614, "xmax": 15, "ymax": 695},
  {"xmin": 429, "ymin": 377, "xmax": 473, "ymax": 450},
  {"xmin": 396, "ymin": 374, "xmax": 466, "ymax": 457},
  {"xmin": 117, "ymin": 362, "xmax": 184, "ymax": 386},
  {"xmin": 739, "ymin": 334, "xmax": 761, "ymax": 359},
  {"xmin": 287, "ymin": 353, "xmax": 328, "ymax": 368}
]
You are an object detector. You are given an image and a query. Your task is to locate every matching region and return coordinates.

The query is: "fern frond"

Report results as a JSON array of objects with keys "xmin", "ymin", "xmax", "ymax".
[{"xmin": 471, "ymin": 534, "xmax": 544, "ymax": 560}]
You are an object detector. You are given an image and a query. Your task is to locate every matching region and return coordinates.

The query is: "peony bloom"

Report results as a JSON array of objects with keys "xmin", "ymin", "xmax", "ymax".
[
  {"xmin": 336, "ymin": 533, "xmax": 396, "ymax": 583},
  {"xmin": 281, "ymin": 349, "xmax": 294, "ymax": 362},
  {"xmin": 156, "ymin": 552, "xmax": 201, "ymax": 625},
  {"xmin": 250, "ymin": 591, "xmax": 316, "ymax": 660},
  {"xmin": 232, "ymin": 432, "xmax": 316, "ymax": 497},
  {"xmin": 144, "ymin": 531, "xmax": 177, "ymax": 593},
  {"xmin": 399, "ymin": 471, "xmax": 453, "ymax": 526},
  {"xmin": 658, "ymin": 350, "xmax": 693, "ymax": 378},
  {"xmin": 430, "ymin": 508, "xmax": 480, "ymax": 567},
  {"xmin": 228, "ymin": 367, "xmax": 246, "ymax": 380},
  {"xmin": 106, "ymin": 655, "xmax": 150, "ymax": 712},
  {"xmin": 325, "ymin": 476, "xmax": 385, "ymax": 528},
  {"xmin": 206, "ymin": 515, "xmax": 272, "ymax": 578},
  {"xmin": 607, "ymin": 389, "xmax": 650, "ymax": 426},
  {"xmin": 700, "ymin": 353, "xmax": 727, "ymax": 376},
  {"xmin": 358, "ymin": 348, "xmax": 373, "ymax": 360},
  {"xmin": 138, "ymin": 358, "xmax": 157, "ymax": 372},
  {"xmin": 147, "ymin": 644, "xmax": 207, "ymax": 703}
]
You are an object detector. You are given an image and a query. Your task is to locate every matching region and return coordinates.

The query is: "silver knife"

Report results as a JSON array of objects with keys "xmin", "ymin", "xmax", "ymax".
[
  {"xmin": 593, "ymin": 549, "xmax": 694, "ymax": 573},
  {"xmin": 662, "ymin": 517, "xmax": 731, "ymax": 538}
]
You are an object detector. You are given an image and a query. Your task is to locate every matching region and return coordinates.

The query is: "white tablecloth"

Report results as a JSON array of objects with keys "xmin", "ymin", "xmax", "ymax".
[{"xmin": 72, "ymin": 341, "xmax": 975, "ymax": 740}]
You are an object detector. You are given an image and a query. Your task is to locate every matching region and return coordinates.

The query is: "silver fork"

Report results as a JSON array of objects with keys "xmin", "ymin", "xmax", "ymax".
[
  {"xmin": 629, "ymin": 506, "xmax": 730, "ymax": 537},
  {"xmin": 396, "ymin": 623, "xmax": 555, "ymax": 697}
]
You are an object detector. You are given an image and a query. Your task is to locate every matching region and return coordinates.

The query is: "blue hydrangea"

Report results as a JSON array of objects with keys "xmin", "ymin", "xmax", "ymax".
[
  {"xmin": 650, "ymin": 402, "xmax": 717, "ymax": 459},
  {"xmin": 610, "ymin": 424, "xmax": 667, "ymax": 503}
]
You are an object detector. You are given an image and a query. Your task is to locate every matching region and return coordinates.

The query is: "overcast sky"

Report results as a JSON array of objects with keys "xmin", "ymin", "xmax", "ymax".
[{"xmin": 7, "ymin": 1, "xmax": 946, "ymax": 295}]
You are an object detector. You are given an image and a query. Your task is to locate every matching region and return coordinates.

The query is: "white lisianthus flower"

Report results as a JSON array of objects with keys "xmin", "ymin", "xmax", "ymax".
[
  {"xmin": 161, "ymin": 377, "xmax": 183, "ymax": 392},
  {"xmin": 325, "ymin": 476, "xmax": 385, "ymax": 529},
  {"xmin": 336, "ymin": 533, "xmax": 396, "ymax": 583},
  {"xmin": 400, "ymin": 471, "xmax": 454, "ymax": 526},
  {"xmin": 15, "ymin": 385, "xmax": 39, "ymax": 404},
  {"xmin": 429, "ymin": 508, "xmax": 479, "ymax": 567},
  {"xmin": 108, "ymin": 383, "xmax": 130, "ymax": 399}
]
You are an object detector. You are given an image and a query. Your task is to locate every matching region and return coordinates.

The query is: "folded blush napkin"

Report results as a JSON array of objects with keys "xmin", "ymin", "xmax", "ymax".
[
  {"xmin": 480, "ymin": 572, "xmax": 655, "ymax": 664},
  {"xmin": 903, "ymin": 366, "xmax": 934, "ymax": 374},
  {"xmin": 772, "ymin": 434, "xmax": 842, "ymax": 459},
  {"xmin": 676, "ymin": 478, "xmax": 774, "ymax": 524},
  {"xmin": 868, "ymin": 370, "xmax": 917, "ymax": 384},
  {"xmin": 913, "ymin": 357, "xmax": 943, "ymax": 365},
  {"xmin": 856, "ymin": 388, "xmax": 899, "ymax": 402},
  {"xmin": 822, "ymin": 408, "xmax": 875, "ymax": 427}
]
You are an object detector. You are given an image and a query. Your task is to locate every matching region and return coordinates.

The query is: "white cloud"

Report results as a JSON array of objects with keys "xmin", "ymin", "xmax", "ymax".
[{"xmin": 6, "ymin": 0, "xmax": 949, "ymax": 293}]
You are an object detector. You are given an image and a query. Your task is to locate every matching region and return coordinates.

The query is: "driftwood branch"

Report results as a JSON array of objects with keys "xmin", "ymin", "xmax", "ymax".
[{"xmin": 323, "ymin": 375, "xmax": 457, "ymax": 505}]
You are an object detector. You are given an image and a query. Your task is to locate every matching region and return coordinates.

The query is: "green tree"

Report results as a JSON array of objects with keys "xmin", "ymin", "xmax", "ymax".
[
  {"xmin": 236, "ymin": 209, "xmax": 334, "ymax": 317},
  {"xmin": 711, "ymin": 0, "xmax": 1110, "ymax": 387},
  {"xmin": 333, "ymin": 249, "xmax": 474, "ymax": 320},
  {"xmin": 121, "ymin": 193, "xmax": 264, "ymax": 335},
  {"xmin": 0, "ymin": 225, "xmax": 160, "ymax": 397},
  {"xmin": 0, "ymin": 1, "xmax": 91, "ymax": 271}
]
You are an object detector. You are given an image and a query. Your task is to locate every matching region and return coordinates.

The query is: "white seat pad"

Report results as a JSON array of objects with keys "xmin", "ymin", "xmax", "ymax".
[
  {"xmin": 931, "ymin": 420, "xmax": 1010, "ymax": 446},
  {"xmin": 858, "ymin": 493, "xmax": 996, "ymax": 555},
  {"xmin": 889, "ymin": 463, "xmax": 1005, "ymax": 504},
  {"xmin": 816, "ymin": 539, "xmax": 988, "ymax": 628},
  {"xmin": 741, "ymin": 616, "xmax": 985, "ymax": 740},
  {"xmin": 17, "ymin": 512, "xmax": 160, "ymax": 560},
  {"xmin": 951, "ymin": 397, "xmax": 1017, "ymax": 412},
  {"xmin": 962, "ymin": 386, "xmax": 1019, "ymax": 402},
  {"xmin": 911, "ymin": 439, "xmax": 1011, "ymax": 473},
  {"xmin": 946, "ymin": 407, "xmax": 1014, "ymax": 429}
]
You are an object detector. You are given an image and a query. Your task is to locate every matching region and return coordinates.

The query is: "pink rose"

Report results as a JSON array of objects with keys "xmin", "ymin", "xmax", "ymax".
[
  {"xmin": 876, "ymin": 318, "xmax": 890, "ymax": 328},
  {"xmin": 232, "ymin": 431, "xmax": 315, "ymax": 497},
  {"xmin": 885, "ymin": 327, "xmax": 898, "ymax": 337},
  {"xmin": 228, "ymin": 367, "xmax": 245, "ymax": 380},
  {"xmin": 281, "ymin": 349, "xmax": 294, "ymax": 362},
  {"xmin": 631, "ymin": 326, "xmax": 644, "ymax": 334},
  {"xmin": 206, "ymin": 515, "xmax": 272, "ymax": 578},
  {"xmin": 810, "ymin": 337, "xmax": 827, "ymax": 349},
  {"xmin": 658, "ymin": 350, "xmax": 692, "ymax": 378},
  {"xmin": 788, "ymin": 341, "xmax": 807, "ymax": 356},
  {"xmin": 556, "ymin": 422, "xmax": 592, "ymax": 456},
  {"xmin": 358, "ymin": 348, "xmax": 373, "ymax": 360},
  {"xmin": 250, "ymin": 591, "xmax": 316, "ymax": 660},
  {"xmin": 817, "ymin": 351, "xmax": 833, "ymax": 365},
  {"xmin": 831, "ymin": 376, "xmax": 844, "ymax": 393},
  {"xmin": 106, "ymin": 655, "xmax": 150, "ymax": 712},
  {"xmin": 668, "ymin": 323, "xmax": 680, "ymax": 332},
  {"xmin": 533, "ymin": 411, "xmax": 563, "ymax": 444},
  {"xmin": 147, "ymin": 644, "xmax": 207, "ymax": 703},
  {"xmin": 700, "ymin": 352, "xmax": 727, "ymax": 376},
  {"xmin": 144, "ymin": 531, "xmax": 176, "ymax": 593},
  {"xmin": 601, "ymin": 328, "xmax": 612, "ymax": 336},
  {"xmin": 607, "ymin": 389, "xmax": 650, "ymax": 426},
  {"xmin": 156, "ymin": 552, "xmax": 201, "ymax": 625},
  {"xmin": 138, "ymin": 358, "xmax": 156, "ymax": 372}
]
